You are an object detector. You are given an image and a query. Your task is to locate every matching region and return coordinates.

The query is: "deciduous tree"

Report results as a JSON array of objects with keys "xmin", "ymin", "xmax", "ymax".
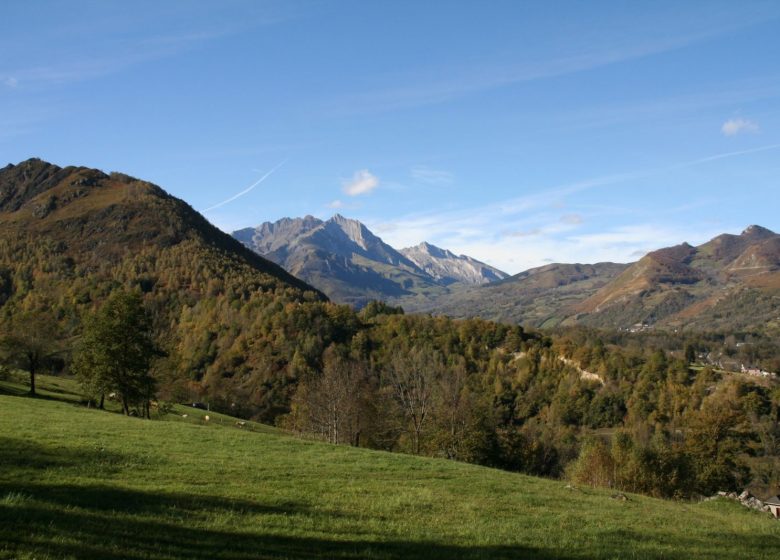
[
  {"xmin": 72, "ymin": 291, "xmax": 158, "ymax": 416},
  {"xmin": 0, "ymin": 313, "xmax": 61, "ymax": 396}
]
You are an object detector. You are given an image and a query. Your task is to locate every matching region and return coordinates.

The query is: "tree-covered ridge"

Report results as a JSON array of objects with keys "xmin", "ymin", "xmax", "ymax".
[
  {"xmin": 0, "ymin": 158, "xmax": 336, "ymax": 421},
  {"xmin": 0, "ymin": 158, "xmax": 316, "ymax": 293},
  {"xmin": 0, "ymin": 159, "xmax": 778, "ymax": 501}
]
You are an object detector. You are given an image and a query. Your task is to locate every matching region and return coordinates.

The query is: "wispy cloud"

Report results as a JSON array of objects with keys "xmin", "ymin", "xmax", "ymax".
[
  {"xmin": 551, "ymin": 79, "xmax": 780, "ymax": 133},
  {"xmin": 203, "ymin": 159, "xmax": 288, "ymax": 212},
  {"xmin": 0, "ymin": 30, "xmax": 228, "ymax": 89},
  {"xmin": 342, "ymin": 170, "xmax": 379, "ymax": 196},
  {"xmin": 721, "ymin": 117, "xmax": 760, "ymax": 136},
  {"xmin": 367, "ymin": 143, "xmax": 780, "ymax": 272},
  {"xmin": 506, "ymin": 228, "xmax": 542, "ymax": 238},
  {"xmin": 0, "ymin": 5, "xmax": 299, "ymax": 90},
  {"xmin": 668, "ymin": 143, "xmax": 780, "ymax": 168},
  {"xmin": 410, "ymin": 165, "xmax": 454, "ymax": 185},
  {"xmin": 459, "ymin": 223, "xmax": 721, "ymax": 272},
  {"xmin": 560, "ymin": 213, "xmax": 584, "ymax": 225},
  {"xmin": 324, "ymin": 9, "xmax": 780, "ymax": 116},
  {"xmin": 327, "ymin": 199, "xmax": 344, "ymax": 209}
]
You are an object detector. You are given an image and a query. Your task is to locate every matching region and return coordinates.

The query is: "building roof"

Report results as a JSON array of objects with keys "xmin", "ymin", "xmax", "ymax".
[{"xmin": 765, "ymin": 495, "xmax": 780, "ymax": 505}]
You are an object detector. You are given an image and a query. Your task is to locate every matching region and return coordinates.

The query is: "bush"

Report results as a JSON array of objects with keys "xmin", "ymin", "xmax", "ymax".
[{"xmin": 567, "ymin": 438, "xmax": 615, "ymax": 488}]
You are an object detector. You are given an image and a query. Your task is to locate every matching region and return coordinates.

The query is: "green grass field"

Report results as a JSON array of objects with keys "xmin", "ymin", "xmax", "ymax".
[{"xmin": 0, "ymin": 375, "xmax": 778, "ymax": 559}]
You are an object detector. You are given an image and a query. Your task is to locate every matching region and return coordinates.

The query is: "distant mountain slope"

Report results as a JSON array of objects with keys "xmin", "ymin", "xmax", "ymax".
[
  {"xmin": 403, "ymin": 226, "xmax": 780, "ymax": 333},
  {"xmin": 233, "ymin": 214, "xmax": 779, "ymax": 331},
  {"xmin": 404, "ymin": 262, "xmax": 628, "ymax": 327},
  {"xmin": 233, "ymin": 215, "xmax": 507, "ymax": 307},
  {"xmin": 0, "ymin": 158, "xmax": 315, "ymax": 294},
  {"xmin": 571, "ymin": 226, "xmax": 780, "ymax": 331}
]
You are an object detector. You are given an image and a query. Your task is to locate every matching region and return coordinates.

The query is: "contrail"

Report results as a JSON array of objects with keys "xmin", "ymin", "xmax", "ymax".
[
  {"xmin": 204, "ymin": 159, "xmax": 288, "ymax": 212},
  {"xmin": 669, "ymin": 143, "xmax": 780, "ymax": 169}
]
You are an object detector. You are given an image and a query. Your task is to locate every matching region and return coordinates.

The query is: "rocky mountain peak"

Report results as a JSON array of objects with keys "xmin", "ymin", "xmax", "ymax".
[
  {"xmin": 741, "ymin": 225, "xmax": 776, "ymax": 239},
  {"xmin": 324, "ymin": 214, "xmax": 377, "ymax": 251},
  {"xmin": 401, "ymin": 242, "xmax": 508, "ymax": 286},
  {"xmin": 408, "ymin": 241, "xmax": 457, "ymax": 260}
]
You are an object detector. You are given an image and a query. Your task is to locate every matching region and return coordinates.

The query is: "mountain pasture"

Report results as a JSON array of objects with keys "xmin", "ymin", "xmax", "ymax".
[{"xmin": 0, "ymin": 382, "xmax": 777, "ymax": 560}]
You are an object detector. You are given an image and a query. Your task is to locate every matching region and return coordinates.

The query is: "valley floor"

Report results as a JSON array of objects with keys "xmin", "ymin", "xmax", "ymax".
[{"xmin": 0, "ymin": 382, "xmax": 778, "ymax": 559}]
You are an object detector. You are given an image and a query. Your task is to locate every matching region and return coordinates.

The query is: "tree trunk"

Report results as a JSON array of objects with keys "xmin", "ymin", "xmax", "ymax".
[
  {"xmin": 99, "ymin": 393, "xmax": 105, "ymax": 410},
  {"xmin": 29, "ymin": 366, "xmax": 36, "ymax": 396},
  {"xmin": 122, "ymin": 395, "xmax": 130, "ymax": 415}
]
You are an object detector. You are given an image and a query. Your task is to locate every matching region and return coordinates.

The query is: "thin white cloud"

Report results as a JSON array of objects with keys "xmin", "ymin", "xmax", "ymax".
[
  {"xmin": 342, "ymin": 169, "xmax": 379, "ymax": 196},
  {"xmin": 560, "ymin": 213, "xmax": 584, "ymax": 225},
  {"xmin": 410, "ymin": 165, "xmax": 454, "ymax": 185},
  {"xmin": 436, "ymin": 223, "xmax": 729, "ymax": 273},
  {"xmin": 506, "ymin": 228, "xmax": 542, "ymax": 238},
  {"xmin": 3, "ymin": 77, "xmax": 18, "ymax": 88},
  {"xmin": 0, "ymin": 8, "xmax": 299, "ymax": 90},
  {"xmin": 553, "ymin": 79, "xmax": 780, "ymax": 133},
  {"xmin": 721, "ymin": 117, "xmax": 759, "ymax": 136},
  {"xmin": 203, "ymin": 159, "xmax": 287, "ymax": 212},
  {"xmin": 1, "ymin": 32, "xmax": 223, "ymax": 88},
  {"xmin": 669, "ymin": 143, "xmax": 780, "ymax": 168},
  {"xmin": 324, "ymin": 9, "xmax": 780, "ymax": 116},
  {"xmin": 366, "ymin": 143, "xmax": 780, "ymax": 273},
  {"xmin": 327, "ymin": 199, "xmax": 344, "ymax": 209}
]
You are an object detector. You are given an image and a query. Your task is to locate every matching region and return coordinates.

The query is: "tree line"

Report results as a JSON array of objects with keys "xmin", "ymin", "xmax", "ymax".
[{"xmin": 0, "ymin": 232, "xmax": 778, "ymax": 500}]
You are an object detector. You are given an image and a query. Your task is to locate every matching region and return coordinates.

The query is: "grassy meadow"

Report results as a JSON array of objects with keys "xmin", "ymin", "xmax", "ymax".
[{"xmin": 0, "ymin": 374, "xmax": 778, "ymax": 559}]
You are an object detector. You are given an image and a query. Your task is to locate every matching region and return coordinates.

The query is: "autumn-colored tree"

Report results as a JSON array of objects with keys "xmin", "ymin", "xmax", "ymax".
[
  {"xmin": 0, "ymin": 313, "xmax": 61, "ymax": 396},
  {"xmin": 287, "ymin": 345, "xmax": 373, "ymax": 445},
  {"xmin": 567, "ymin": 438, "xmax": 615, "ymax": 488},
  {"xmin": 385, "ymin": 345, "xmax": 445, "ymax": 455},
  {"xmin": 685, "ymin": 399, "xmax": 754, "ymax": 494}
]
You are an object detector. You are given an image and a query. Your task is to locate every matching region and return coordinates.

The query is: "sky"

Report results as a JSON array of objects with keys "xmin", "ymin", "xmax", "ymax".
[{"xmin": 2, "ymin": 0, "xmax": 780, "ymax": 274}]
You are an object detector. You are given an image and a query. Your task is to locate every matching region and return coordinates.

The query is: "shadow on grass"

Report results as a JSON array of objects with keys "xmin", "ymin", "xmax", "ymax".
[
  {"xmin": 0, "ymin": 437, "xmax": 156, "ymax": 475},
  {"xmin": 0, "ymin": 484, "xmax": 571, "ymax": 560},
  {"xmin": 2, "ymin": 482, "xmax": 778, "ymax": 560},
  {"xmin": 2, "ymin": 439, "xmax": 777, "ymax": 559},
  {"xmin": 0, "ymin": 437, "xmax": 567, "ymax": 559},
  {"xmin": 0, "ymin": 380, "xmax": 84, "ymax": 407}
]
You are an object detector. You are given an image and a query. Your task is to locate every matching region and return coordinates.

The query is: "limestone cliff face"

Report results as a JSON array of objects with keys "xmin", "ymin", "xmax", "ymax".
[
  {"xmin": 400, "ymin": 242, "xmax": 508, "ymax": 286},
  {"xmin": 233, "ymin": 215, "xmax": 506, "ymax": 307}
]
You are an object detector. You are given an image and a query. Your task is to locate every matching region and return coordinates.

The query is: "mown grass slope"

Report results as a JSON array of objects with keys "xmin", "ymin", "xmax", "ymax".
[{"xmin": 0, "ymin": 385, "xmax": 778, "ymax": 560}]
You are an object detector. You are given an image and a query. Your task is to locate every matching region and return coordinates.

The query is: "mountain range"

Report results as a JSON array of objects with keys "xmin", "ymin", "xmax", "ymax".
[
  {"xmin": 232, "ymin": 215, "xmax": 508, "ymax": 307},
  {"xmin": 235, "ymin": 215, "xmax": 780, "ymax": 333},
  {"xmin": 2, "ymin": 157, "xmax": 777, "ymax": 335},
  {"xmin": 411, "ymin": 225, "xmax": 780, "ymax": 332}
]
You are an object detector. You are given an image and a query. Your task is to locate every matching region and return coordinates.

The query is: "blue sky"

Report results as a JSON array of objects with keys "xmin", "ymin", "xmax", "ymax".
[{"xmin": 2, "ymin": 0, "xmax": 779, "ymax": 273}]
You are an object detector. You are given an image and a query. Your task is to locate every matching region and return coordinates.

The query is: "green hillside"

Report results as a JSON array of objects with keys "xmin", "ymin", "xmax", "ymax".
[{"xmin": 1, "ymin": 387, "xmax": 777, "ymax": 560}]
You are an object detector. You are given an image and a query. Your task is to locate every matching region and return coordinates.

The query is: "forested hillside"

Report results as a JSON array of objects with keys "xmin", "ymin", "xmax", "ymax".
[
  {"xmin": 1, "ymin": 159, "xmax": 778, "ymax": 501},
  {"xmin": 0, "ymin": 158, "xmax": 341, "ymax": 420}
]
